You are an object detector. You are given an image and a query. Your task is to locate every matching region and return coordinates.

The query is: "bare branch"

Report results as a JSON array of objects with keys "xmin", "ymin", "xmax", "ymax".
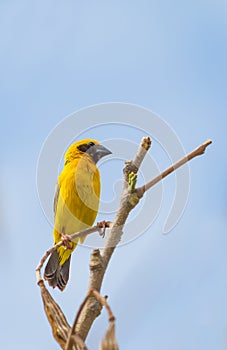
[
  {"xmin": 36, "ymin": 240, "xmax": 64, "ymax": 284},
  {"xmin": 37, "ymin": 136, "xmax": 212, "ymax": 348},
  {"xmin": 74, "ymin": 138, "xmax": 212, "ymax": 341},
  {"xmin": 92, "ymin": 290, "xmax": 118, "ymax": 350},
  {"xmin": 66, "ymin": 290, "xmax": 117, "ymax": 350},
  {"xmin": 91, "ymin": 290, "xmax": 115, "ymax": 322},
  {"xmin": 74, "ymin": 250, "xmax": 104, "ymax": 340},
  {"xmin": 74, "ymin": 137, "xmax": 152, "ymax": 340},
  {"xmin": 123, "ymin": 136, "xmax": 152, "ymax": 185},
  {"xmin": 35, "ymin": 222, "xmax": 111, "ymax": 284},
  {"xmin": 137, "ymin": 139, "xmax": 212, "ymax": 195},
  {"xmin": 133, "ymin": 136, "xmax": 152, "ymax": 169},
  {"xmin": 65, "ymin": 293, "xmax": 91, "ymax": 350}
]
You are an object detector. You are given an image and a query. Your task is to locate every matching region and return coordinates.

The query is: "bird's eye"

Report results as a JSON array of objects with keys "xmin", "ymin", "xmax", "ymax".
[{"xmin": 88, "ymin": 142, "xmax": 95, "ymax": 147}]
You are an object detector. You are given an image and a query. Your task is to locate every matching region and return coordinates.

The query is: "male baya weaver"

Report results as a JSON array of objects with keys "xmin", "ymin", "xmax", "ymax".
[{"xmin": 44, "ymin": 139, "xmax": 111, "ymax": 291}]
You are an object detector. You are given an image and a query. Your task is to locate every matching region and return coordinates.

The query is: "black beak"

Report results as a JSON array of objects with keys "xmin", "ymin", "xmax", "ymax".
[{"xmin": 87, "ymin": 144, "xmax": 112, "ymax": 164}]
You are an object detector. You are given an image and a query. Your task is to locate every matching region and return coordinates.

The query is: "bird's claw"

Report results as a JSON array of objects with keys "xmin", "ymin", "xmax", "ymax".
[
  {"xmin": 61, "ymin": 233, "xmax": 73, "ymax": 250},
  {"xmin": 97, "ymin": 220, "xmax": 109, "ymax": 238}
]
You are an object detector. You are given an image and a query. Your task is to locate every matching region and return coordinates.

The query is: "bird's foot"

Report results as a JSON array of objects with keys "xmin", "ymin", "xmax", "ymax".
[
  {"xmin": 97, "ymin": 220, "xmax": 111, "ymax": 238},
  {"xmin": 61, "ymin": 233, "xmax": 73, "ymax": 250}
]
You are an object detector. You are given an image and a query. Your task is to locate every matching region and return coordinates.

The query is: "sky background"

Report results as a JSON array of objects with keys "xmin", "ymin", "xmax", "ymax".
[{"xmin": 0, "ymin": 1, "xmax": 227, "ymax": 349}]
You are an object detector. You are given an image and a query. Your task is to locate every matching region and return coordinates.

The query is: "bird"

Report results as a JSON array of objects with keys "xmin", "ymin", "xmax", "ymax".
[{"xmin": 44, "ymin": 139, "xmax": 111, "ymax": 291}]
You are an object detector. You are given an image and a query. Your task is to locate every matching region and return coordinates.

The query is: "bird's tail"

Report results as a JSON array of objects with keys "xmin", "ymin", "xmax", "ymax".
[{"xmin": 44, "ymin": 250, "xmax": 71, "ymax": 291}]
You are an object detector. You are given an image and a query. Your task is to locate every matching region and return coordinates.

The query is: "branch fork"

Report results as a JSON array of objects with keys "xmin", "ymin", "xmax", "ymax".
[{"xmin": 36, "ymin": 136, "xmax": 212, "ymax": 349}]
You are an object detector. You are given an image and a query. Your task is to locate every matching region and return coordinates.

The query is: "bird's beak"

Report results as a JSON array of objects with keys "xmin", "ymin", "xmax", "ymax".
[
  {"xmin": 87, "ymin": 144, "xmax": 112, "ymax": 163},
  {"xmin": 94, "ymin": 144, "xmax": 112, "ymax": 157}
]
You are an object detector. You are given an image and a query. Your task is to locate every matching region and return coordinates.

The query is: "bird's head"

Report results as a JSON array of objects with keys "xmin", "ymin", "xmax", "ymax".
[{"xmin": 64, "ymin": 139, "xmax": 112, "ymax": 165}]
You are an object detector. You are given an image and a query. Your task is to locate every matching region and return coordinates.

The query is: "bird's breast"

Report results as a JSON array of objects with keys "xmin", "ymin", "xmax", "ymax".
[{"xmin": 54, "ymin": 158, "xmax": 101, "ymax": 235}]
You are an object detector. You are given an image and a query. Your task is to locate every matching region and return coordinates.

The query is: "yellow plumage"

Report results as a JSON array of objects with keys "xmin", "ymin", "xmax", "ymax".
[{"xmin": 44, "ymin": 139, "xmax": 111, "ymax": 291}]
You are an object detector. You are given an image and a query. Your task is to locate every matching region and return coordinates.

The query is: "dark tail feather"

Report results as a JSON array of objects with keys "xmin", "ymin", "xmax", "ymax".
[{"xmin": 44, "ymin": 250, "xmax": 71, "ymax": 291}]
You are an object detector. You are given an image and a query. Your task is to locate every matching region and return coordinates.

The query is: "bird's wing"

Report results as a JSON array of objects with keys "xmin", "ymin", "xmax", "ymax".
[{"xmin": 53, "ymin": 182, "xmax": 60, "ymax": 218}]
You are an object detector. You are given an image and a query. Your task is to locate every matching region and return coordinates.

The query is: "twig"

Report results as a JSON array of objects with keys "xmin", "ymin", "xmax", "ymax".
[
  {"xmin": 91, "ymin": 290, "xmax": 115, "ymax": 321},
  {"xmin": 35, "ymin": 222, "xmax": 111, "ymax": 284},
  {"xmin": 65, "ymin": 290, "xmax": 116, "ymax": 350},
  {"xmin": 137, "ymin": 139, "xmax": 212, "ymax": 195},
  {"xmin": 65, "ymin": 293, "xmax": 91, "ymax": 350},
  {"xmin": 133, "ymin": 136, "xmax": 152, "ymax": 169},
  {"xmin": 36, "ymin": 240, "xmax": 64, "ymax": 284}
]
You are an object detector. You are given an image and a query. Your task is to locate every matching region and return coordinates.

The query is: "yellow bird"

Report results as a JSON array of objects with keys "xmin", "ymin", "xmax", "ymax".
[{"xmin": 44, "ymin": 139, "xmax": 111, "ymax": 291}]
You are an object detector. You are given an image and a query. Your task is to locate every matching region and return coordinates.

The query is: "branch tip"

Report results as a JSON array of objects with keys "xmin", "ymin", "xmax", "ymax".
[
  {"xmin": 201, "ymin": 139, "xmax": 212, "ymax": 152},
  {"xmin": 137, "ymin": 139, "xmax": 213, "ymax": 193},
  {"xmin": 141, "ymin": 136, "xmax": 152, "ymax": 150}
]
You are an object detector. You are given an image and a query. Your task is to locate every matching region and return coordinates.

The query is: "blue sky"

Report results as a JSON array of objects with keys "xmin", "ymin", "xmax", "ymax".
[{"xmin": 1, "ymin": 1, "xmax": 227, "ymax": 349}]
